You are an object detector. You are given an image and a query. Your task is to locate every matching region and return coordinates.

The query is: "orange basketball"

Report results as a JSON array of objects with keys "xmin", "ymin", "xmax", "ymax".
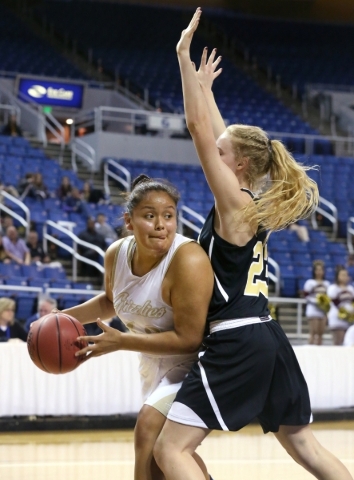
[{"xmin": 27, "ymin": 313, "xmax": 88, "ymax": 374}]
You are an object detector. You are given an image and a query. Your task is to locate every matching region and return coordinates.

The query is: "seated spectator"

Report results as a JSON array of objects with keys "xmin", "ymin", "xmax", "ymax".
[
  {"xmin": 26, "ymin": 230, "xmax": 47, "ymax": 263},
  {"xmin": 0, "ymin": 297, "xmax": 27, "ymax": 342},
  {"xmin": 95, "ymin": 213, "xmax": 117, "ymax": 245},
  {"xmin": 2, "ymin": 114, "xmax": 22, "ymax": 137},
  {"xmin": 81, "ymin": 181, "xmax": 106, "ymax": 204},
  {"xmin": 26, "ymin": 230, "xmax": 62, "ymax": 268},
  {"xmin": 18, "ymin": 173, "xmax": 34, "ymax": 198},
  {"xmin": 19, "ymin": 173, "xmax": 48, "ymax": 200},
  {"xmin": 3, "ymin": 226, "xmax": 30, "ymax": 265},
  {"xmin": 327, "ymin": 266, "xmax": 354, "ymax": 345},
  {"xmin": 57, "ymin": 176, "xmax": 72, "ymax": 200},
  {"xmin": 63, "ymin": 187, "xmax": 90, "ymax": 219},
  {"xmin": 30, "ymin": 173, "xmax": 48, "ymax": 200},
  {"xmin": 0, "ymin": 235, "xmax": 11, "ymax": 263},
  {"xmin": 78, "ymin": 218, "xmax": 106, "ymax": 277},
  {"xmin": 0, "ymin": 179, "xmax": 19, "ymax": 201},
  {"xmin": 343, "ymin": 324, "xmax": 354, "ymax": 346},
  {"xmin": 24, "ymin": 295, "xmax": 57, "ymax": 332}
]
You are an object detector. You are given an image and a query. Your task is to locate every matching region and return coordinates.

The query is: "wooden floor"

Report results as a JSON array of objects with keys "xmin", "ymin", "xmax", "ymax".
[{"xmin": 0, "ymin": 422, "xmax": 353, "ymax": 480}]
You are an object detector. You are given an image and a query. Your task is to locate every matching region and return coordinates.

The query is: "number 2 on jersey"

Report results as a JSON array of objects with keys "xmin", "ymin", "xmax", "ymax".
[{"xmin": 244, "ymin": 241, "xmax": 268, "ymax": 298}]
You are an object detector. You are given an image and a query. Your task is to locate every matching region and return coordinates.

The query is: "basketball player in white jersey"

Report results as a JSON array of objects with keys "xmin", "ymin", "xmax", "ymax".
[
  {"xmin": 153, "ymin": 9, "xmax": 353, "ymax": 480},
  {"xmin": 59, "ymin": 175, "xmax": 214, "ymax": 480},
  {"xmin": 303, "ymin": 260, "xmax": 330, "ymax": 345}
]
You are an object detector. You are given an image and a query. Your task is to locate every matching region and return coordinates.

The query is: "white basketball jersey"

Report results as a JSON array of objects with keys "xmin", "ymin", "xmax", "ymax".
[{"xmin": 112, "ymin": 233, "xmax": 193, "ymax": 348}]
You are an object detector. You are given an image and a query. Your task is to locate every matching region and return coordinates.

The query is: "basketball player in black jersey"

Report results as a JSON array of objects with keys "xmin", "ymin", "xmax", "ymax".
[{"xmin": 154, "ymin": 8, "xmax": 353, "ymax": 480}]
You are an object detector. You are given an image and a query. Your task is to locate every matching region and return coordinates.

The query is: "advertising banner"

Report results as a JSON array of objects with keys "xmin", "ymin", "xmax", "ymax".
[{"xmin": 17, "ymin": 77, "xmax": 84, "ymax": 108}]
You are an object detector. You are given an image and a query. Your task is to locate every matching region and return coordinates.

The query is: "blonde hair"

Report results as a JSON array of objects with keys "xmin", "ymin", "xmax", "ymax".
[
  {"xmin": 0, "ymin": 297, "xmax": 15, "ymax": 323},
  {"xmin": 226, "ymin": 124, "xmax": 319, "ymax": 232}
]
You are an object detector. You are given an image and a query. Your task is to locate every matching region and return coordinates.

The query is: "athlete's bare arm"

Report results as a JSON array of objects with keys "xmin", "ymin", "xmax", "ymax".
[{"xmin": 75, "ymin": 241, "xmax": 213, "ymax": 359}]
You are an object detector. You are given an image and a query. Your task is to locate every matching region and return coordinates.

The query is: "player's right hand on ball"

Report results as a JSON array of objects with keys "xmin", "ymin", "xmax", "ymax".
[{"xmin": 75, "ymin": 318, "xmax": 122, "ymax": 359}]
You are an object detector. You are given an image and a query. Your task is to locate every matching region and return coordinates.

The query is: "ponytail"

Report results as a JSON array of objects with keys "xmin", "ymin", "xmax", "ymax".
[{"xmin": 241, "ymin": 139, "xmax": 318, "ymax": 232}]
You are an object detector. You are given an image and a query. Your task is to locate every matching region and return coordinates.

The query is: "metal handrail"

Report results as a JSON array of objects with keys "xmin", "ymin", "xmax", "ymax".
[
  {"xmin": 103, "ymin": 158, "xmax": 131, "ymax": 196},
  {"xmin": 46, "ymin": 288, "xmax": 103, "ymax": 297},
  {"xmin": 44, "ymin": 111, "xmax": 65, "ymax": 154},
  {"xmin": 42, "ymin": 220, "xmax": 105, "ymax": 281},
  {"xmin": 0, "ymin": 79, "xmax": 46, "ymax": 143},
  {"xmin": 0, "ymin": 190, "xmax": 30, "ymax": 237},
  {"xmin": 15, "ymin": 88, "xmax": 65, "ymax": 147},
  {"xmin": 268, "ymin": 257, "xmax": 280, "ymax": 297},
  {"xmin": 0, "ymin": 104, "xmax": 21, "ymax": 124},
  {"xmin": 178, "ymin": 205, "xmax": 206, "ymax": 235},
  {"xmin": 270, "ymin": 297, "xmax": 307, "ymax": 338},
  {"xmin": 347, "ymin": 217, "xmax": 354, "ymax": 254},
  {"xmin": 311, "ymin": 195, "xmax": 338, "ymax": 239},
  {"xmin": 71, "ymin": 137, "xmax": 95, "ymax": 174}
]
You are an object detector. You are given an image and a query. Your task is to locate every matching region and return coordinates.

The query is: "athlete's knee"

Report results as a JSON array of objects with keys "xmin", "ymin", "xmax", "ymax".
[
  {"xmin": 134, "ymin": 408, "xmax": 164, "ymax": 451},
  {"xmin": 153, "ymin": 432, "xmax": 170, "ymax": 470}
]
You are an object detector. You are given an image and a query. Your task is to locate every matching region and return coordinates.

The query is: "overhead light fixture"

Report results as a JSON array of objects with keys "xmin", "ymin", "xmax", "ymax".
[{"xmin": 66, "ymin": 118, "xmax": 74, "ymax": 125}]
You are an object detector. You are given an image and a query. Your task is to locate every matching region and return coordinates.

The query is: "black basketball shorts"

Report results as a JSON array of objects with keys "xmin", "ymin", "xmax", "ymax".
[{"xmin": 167, "ymin": 320, "xmax": 312, "ymax": 433}]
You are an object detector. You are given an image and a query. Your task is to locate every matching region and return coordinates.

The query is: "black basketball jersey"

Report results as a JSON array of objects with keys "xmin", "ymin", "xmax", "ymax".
[{"xmin": 198, "ymin": 192, "xmax": 270, "ymax": 324}]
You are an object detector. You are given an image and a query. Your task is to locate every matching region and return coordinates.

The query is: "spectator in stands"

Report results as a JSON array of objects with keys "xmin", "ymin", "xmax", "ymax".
[
  {"xmin": 0, "ymin": 179, "xmax": 19, "ymax": 201},
  {"xmin": 18, "ymin": 172, "xmax": 48, "ymax": 200},
  {"xmin": 63, "ymin": 187, "xmax": 90, "ymax": 219},
  {"xmin": 95, "ymin": 212, "xmax": 117, "ymax": 245},
  {"xmin": 2, "ymin": 114, "xmax": 22, "ymax": 137},
  {"xmin": 3, "ymin": 226, "xmax": 30, "ymax": 265},
  {"xmin": 327, "ymin": 266, "xmax": 354, "ymax": 345},
  {"xmin": 57, "ymin": 176, "xmax": 72, "ymax": 200},
  {"xmin": 18, "ymin": 173, "xmax": 34, "ymax": 198},
  {"xmin": 81, "ymin": 181, "xmax": 106, "ymax": 204},
  {"xmin": 0, "ymin": 235, "xmax": 10, "ymax": 263},
  {"xmin": 0, "ymin": 297, "xmax": 27, "ymax": 342},
  {"xmin": 78, "ymin": 217, "xmax": 106, "ymax": 276},
  {"xmin": 26, "ymin": 230, "xmax": 47, "ymax": 263},
  {"xmin": 31, "ymin": 173, "xmax": 48, "ymax": 200},
  {"xmin": 303, "ymin": 260, "xmax": 330, "ymax": 345},
  {"xmin": 26, "ymin": 230, "xmax": 62, "ymax": 268},
  {"xmin": 343, "ymin": 324, "xmax": 354, "ymax": 346},
  {"xmin": 24, "ymin": 295, "xmax": 57, "ymax": 332},
  {"xmin": 1, "ymin": 215, "xmax": 14, "ymax": 231}
]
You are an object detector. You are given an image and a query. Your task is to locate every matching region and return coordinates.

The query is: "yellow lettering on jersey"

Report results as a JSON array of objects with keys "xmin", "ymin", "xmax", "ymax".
[{"xmin": 244, "ymin": 241, "xmax": 268, "ymax": 298}]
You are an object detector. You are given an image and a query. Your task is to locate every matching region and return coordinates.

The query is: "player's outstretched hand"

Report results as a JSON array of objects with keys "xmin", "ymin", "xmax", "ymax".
[
  {"xmin": 176, "ymin": 7, "xmax": 201, "ymax": 55},
  {"xmin": 75, "ymin": 319, "xmax": 122, "ymax": 359},
  {"xmin": 197, "ymin": 47, "xmax": 222, "ymax": 90}
]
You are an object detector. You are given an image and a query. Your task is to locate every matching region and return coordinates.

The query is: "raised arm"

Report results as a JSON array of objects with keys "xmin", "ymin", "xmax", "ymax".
[
  {"xmin": 196, "ymin": 46, "xmax": 225, "ymax": 140},
  {"xmin": 176, "ymin": 8, "xmax": 249, "ymax": 216}
]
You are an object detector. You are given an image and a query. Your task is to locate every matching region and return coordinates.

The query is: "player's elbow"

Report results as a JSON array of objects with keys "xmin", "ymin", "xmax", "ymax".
[
  {"xmin": 186, "ymin": 114, "xmax": 209, "ymax": 135},
  {"xmin": 180, "ymin": 334, "xmax": 203, "ymax": 353}
]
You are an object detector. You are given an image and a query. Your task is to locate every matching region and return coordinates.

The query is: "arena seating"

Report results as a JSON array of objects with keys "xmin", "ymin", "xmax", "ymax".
[
  {"xmin": 203, "ymin": 10, "xmax": 354, "ymax": 95},
  {"xmin": 0, "ymin": 4, "xmax": 88, "ymax": 79},
  {"xmin": 107, "ymin": 155, "xmax": 349, "ymax": 297},
  {"xmin": 33, "ymin": 1, "xmax": 326, "ymax": 147}
]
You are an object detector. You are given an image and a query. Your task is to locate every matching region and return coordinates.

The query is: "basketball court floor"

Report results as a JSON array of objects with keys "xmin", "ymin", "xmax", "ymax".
[{"xmin": 0, "ymin": 421, "xmax": 353, "ymax": 480}]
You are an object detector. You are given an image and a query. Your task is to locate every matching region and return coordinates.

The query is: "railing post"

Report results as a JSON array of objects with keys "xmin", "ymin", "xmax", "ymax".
[
  {"xmin": 73, "ymin": 242, "xmax": 78, "ymax": 282},
  {"xmin": 296, "ymin": 302, "xmax": 303, "ymax": 338}
]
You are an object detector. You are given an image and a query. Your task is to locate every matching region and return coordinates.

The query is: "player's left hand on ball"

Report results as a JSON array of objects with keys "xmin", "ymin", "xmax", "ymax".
[{"xmin": 75, "ymin": 318, "xmax": 122, "ymax": 359}]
